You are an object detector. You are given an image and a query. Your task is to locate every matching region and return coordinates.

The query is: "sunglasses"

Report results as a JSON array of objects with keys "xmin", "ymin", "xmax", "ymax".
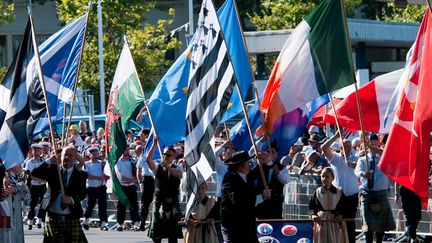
[{"xmin": 163, "ymin": 153, "xmax": 174, "ymax": 157}]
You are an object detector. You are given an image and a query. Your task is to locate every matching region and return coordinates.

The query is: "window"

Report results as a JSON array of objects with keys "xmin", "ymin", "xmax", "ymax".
[{"xmin": 0, "ymin": 35, "xmax": 6, "ymax": 67}]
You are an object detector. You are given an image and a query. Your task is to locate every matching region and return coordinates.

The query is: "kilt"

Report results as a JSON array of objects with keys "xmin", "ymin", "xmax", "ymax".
[
  {"xmin": 147, "ymin": 199, "xmax": 183, "ymax": 239},
  {"xmin": 43, "ymin": 216, "xmax": 87, "ymax": 243},
  {"xmin": 360, "ymin": 190, "xmax": 395, "ymax": 232}
]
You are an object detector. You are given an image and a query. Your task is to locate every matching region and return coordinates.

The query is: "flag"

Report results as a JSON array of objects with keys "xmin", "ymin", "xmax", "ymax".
[
  {"xmin": 32, "ymin": 14, "xmax": 88, "ymax": 135},
  {"xmin": 231, "ymin": 95, "xmax": 328, "ymax": 160},
  {"xmin": 260, "ymin": 0, "xmax": 355, "ymax": 133},
  {"xmin": 219, "ymin": 0, "xmax": 253, "ymax": 122},
  {"xmin": 147, "ymin": 0, "xmax": 251, "ymax": 147},
  {"xmin": 184, "ymin": 0, "xmax": 237, "ymax": 214},
  {"xmin": 105, "ymin": 42, "xmax": 144, "ymax": 207},
  {"xmin": 379, "ymin": 9, "xmax": 432, "ymax": 208},
  {"xmin": 324, "ymin": 69, "xmax": 403, "ymax": 133},
  {"xmin": 0, "ymin": 19, "xmax": 46, "ymax": 169}
]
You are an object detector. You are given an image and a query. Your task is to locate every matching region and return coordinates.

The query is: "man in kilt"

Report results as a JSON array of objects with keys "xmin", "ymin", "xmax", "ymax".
[
  {"xmin": 146, "ymin": 137, "xmax": 183, "ymax": 243},
  {"xmin": 31, "ymin": 145, "xmax": 88, "ymax": 243},
  {"xmin": 354, "ymin": 134, "xmax": 395, "ymax": 243}
]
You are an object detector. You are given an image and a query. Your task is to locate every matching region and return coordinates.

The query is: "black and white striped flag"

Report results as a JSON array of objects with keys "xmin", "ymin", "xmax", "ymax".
[
  {"xmin": 0, "ymin": 19, "xmax": 46, "ymax": 169},
  {"xmin": 184, "ymin": 0, "xmax": 237, "ymax": 213}
]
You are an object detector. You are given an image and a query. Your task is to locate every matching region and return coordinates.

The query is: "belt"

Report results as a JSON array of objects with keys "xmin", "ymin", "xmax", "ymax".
[{"xmin": 48, "ymin": 213, "xmax": 76, "ymax": 221}]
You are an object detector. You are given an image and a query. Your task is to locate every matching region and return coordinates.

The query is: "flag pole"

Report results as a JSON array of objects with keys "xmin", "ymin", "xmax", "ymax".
[
  {"xmin": 327, "ymin": 93, "xmax": 349, "ymax": 163},
  {"xmin": 65, "ymin": 4, "xmax": 92, "ymax": 146},
  {"xmin": 124, "ymin": 36, "xmax": 164, "ymax": 158},
  {"xmin": 232, "ymin": 0, "xmax": 275, "ymax": 161},
  {"xmin": 28, "ymin": 9, "xmax": 65, "ymax": 197},
  {"xmin": 223, "ymin": 122, "xmax": 232, "ymax": 144},
  {"xmin": 60, "ymin": 102, "xmax": 68, "ymax": 148},
  {"xmin": 213, "ymin": 0, "xmax": 268, "ymax": 189},
  {"xmin": 340, "ymin": 0, "xmax": 370, "ymax": 169}
]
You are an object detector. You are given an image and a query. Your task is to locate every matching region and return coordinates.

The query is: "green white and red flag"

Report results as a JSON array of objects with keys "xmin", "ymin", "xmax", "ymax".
[
  {"xmin": 259, "ymin": 0, "xmax": 355, "ymax": 134},
  {"xmin": 105, "ymin": 42, "xmax": 144, "ymax": 207}
]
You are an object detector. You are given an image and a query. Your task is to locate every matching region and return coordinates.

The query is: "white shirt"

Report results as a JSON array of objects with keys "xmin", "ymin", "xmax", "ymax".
[
  {"xmin": 115, "ymin": 159, "xmax": 135, "ymax": 185},
  {"xmin": 214, "ymin": 146, "xmax": 227, "ymax": 197},
  {"xmin": 136, "ymin": 155, "xmax": 154, "ymax": 177},
  {"xmin": 329, "ymin": 153, "xmax": 359, "ymax": 196},
  {"xmin": 355, "ymin": 153, "xmax": 391, "ymax": 191},
  {"xmin": 84, "ymin": 160, "xmax": 106, "ymax": 187},
  {"xmin": 25, "ymin": 158, "xmax": 47, "ymax": 185}
]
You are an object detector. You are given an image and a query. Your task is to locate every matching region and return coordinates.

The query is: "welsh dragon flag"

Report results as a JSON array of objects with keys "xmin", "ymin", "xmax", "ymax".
[
  {"xmin": 260, "ymin": 0, "xmax": 355, "ymax": 133},
  {"xmin": 105, "ymin": 42, "xmax": 144, "ymax": 207}
]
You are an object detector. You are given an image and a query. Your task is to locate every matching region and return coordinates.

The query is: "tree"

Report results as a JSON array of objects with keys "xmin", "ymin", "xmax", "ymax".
[
  {"xmin": 0, "ymin": 1, "xmax": 14, "ymax": 80},
  {"xmin": 250, "ymin": 0, "xmax": 362, "ymax": 30},
  {"xmin": 56, "ymin": 0, "xmax": 180, "ymax": 112}
]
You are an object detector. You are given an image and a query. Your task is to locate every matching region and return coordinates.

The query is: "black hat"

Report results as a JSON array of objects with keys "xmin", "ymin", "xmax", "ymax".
[
  {"xmin": 224, "ymin": 151, "xmax": 255, "ymax": 165},
  {"xmin": 369, "ymin": 133, "xmax": 379, "ymax": 141},
  {"xmin": 308, "ymin": 134, "xmax": 323, "ymax": 144}
]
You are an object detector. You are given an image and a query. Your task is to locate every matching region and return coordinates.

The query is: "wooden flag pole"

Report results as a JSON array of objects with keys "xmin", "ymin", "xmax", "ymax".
[
  {"xmin": 340, "ymin": 0, "xmax": 370, "ymax": 170},
  {"xmin": 64, "ymin": 5, "xmax": 92, "ymax": 146},
  {"xmin": 124, "ymin": 37, "xmax": 164, "ymax": 158},
  {"xmin": 327, "ymin": 93, "xmax": 349, "ymax": 164},
  {"xmin": 232, "ymin": 0, "xmax": 275, "ymax": 161},
  {"xmin": 223, "ymin": 122, "xmax": 232, "ymax": 144},
  {"xmin": 60, "ymin": 102, "xmax": 68, "ymax": 148},
  {"xmin": 28, "ymin": 10, "xmax": 65, "ymax": 197},
  {"xmin": 211, "ymin": 0, "xmax": 268, "ymax": 189}
]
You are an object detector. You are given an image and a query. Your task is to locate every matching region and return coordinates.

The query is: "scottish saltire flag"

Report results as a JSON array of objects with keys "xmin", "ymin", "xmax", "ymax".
[
  {"xmin": 0, "ymin": 19, "xmax": 46, "ymax": 169},
  {"xmin": 147, "ymin": 0, "xmax": 251, "ymax": 147},
  {"xmin": 231, "ymin": 95, "xmax": 329, "ymax": 160},
  {"xmin": 184, "ymin": 0, "xmax": 237, "ymax": 215},
  {"xmin": 32, "ymin": 14, "xmax": 88, "ymax": 135}
]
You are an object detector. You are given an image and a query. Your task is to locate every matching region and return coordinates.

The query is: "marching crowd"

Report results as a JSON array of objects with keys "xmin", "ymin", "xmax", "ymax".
[{"xmin": 0, "ymin": 120, "xmax": 431, "ymax": 243}]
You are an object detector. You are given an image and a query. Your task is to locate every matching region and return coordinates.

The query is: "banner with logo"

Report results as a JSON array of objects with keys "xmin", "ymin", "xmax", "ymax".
[{"xmin": 256, "ymin": 220, "xmax": 313, "ymax": 243}]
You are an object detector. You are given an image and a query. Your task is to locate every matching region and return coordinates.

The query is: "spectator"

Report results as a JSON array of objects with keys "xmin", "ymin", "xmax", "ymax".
[{"xmin": 79, "ymin": 120, "xmax": 92, "ymax": 140}]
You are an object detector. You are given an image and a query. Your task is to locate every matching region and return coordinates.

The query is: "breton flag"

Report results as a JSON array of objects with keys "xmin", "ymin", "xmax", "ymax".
[
  {"xmin": 259, "ymin": 0, "xmax": 355, "ymax": 133},
  {"xmin": 379, "ymin": 8, "xmax": 432, "ymax": 208},
  {"xmin": 184, "ymin": 0, "xmax": 237, "ymax": 213},
  {"xmin": 0, "ymin": 19, "xmax": 46, "ymax": 169},
  {"xmin": 324, "ymin": 69, "xmax": 403, "ymax": 133}
]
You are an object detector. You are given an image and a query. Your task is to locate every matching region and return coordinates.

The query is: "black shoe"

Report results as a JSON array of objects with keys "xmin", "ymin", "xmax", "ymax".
[
  {"xmin": 37, "ymin": 224, "xmax": 41, "ymax": 229},
  {"xmin": 116, "ymin": 226, "xmax": 123, "ymax": 232},
  {"xmin": 138, "ymin": 222, "xmax": 145, "ymax": 231},
  {"xmin": 82, "ymin": 224, "xmax": 89, "ymax": 230},
  {"xmin": 28, "ymin": 225, "xmax": 32, "ymax": 230},
  {"xmin": 100, "ymin": 226, "xmax": 108, "ymax": 231}
]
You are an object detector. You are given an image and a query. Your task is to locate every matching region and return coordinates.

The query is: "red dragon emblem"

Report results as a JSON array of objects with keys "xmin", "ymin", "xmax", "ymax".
[{"xmin": 105, "ymin": 86, "xmax": 122, "ymax": 153}]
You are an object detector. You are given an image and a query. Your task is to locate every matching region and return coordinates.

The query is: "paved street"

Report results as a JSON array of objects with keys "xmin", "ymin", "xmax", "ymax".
[{"xmin": 24, "ymin": 227, "xmax": 184, "ymax": 243}]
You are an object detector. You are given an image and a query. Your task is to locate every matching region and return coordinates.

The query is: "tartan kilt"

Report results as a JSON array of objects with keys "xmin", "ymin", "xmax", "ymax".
[
  {"xmin": 360, "ymin": 190, "xmax": 395, "ymax": 232},
  {"xmin": 43, "ymin": 217, "xmax": 87, "ymax": 243}
]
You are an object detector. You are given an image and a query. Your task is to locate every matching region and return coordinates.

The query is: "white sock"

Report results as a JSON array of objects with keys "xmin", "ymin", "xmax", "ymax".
[
  {"xmin": 84, "ymin": 218, "xmax": 90, "ymax": 224},
  {"xmin": 36, "ymin": 218, "xmax": 42, "ymax": 224}
]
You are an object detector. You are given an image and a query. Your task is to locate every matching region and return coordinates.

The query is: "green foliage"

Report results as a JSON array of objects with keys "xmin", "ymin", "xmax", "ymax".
[
  {"xmin": 251, "ymin": 0, "xmax": 362, "ymax": 30},
  {"xmin": 56, "ymin": 0, "xmax": 181, "ymax": 110},
  {"xmin": 362, "ymin": 2, "xmax": 426, "ymax": 22},
  {"xmin": 0, "ymin": 1, "xmax": 14, "ymax": 26}
]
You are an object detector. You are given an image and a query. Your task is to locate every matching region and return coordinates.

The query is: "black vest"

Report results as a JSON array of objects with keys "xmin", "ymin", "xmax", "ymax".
[{"xmin": 154, "ymin": 164, "xmax": 180, "ymax": 202}]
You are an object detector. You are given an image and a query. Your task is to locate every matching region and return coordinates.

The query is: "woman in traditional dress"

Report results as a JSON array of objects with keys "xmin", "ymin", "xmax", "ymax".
[
  {"xmin": 7, "ymin": 164, "xmax": 27, "ymax": 243},
  {"xmin": 184, "ymin": 182, "xmax": 219, "ymax": 243},
  {"xmin": 309, "ymin": 167, "xmax": 348, "ymax": 243}
]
